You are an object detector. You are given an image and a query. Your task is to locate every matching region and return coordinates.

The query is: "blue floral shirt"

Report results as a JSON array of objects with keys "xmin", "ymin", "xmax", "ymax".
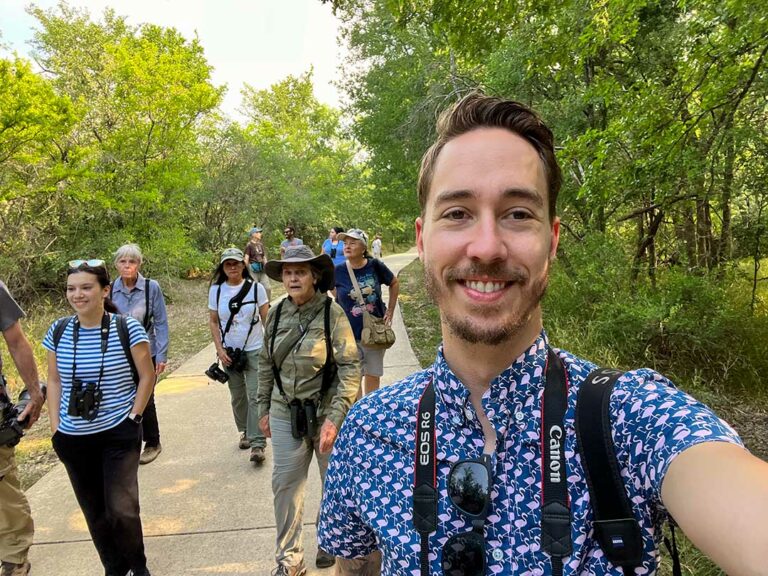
[{"xmin": 318, "ymin": 332, "xmax": 742, "ymax": 575}]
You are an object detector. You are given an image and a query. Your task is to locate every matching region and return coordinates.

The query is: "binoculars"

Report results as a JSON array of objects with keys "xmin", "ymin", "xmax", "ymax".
[
  {"xmin": 68, "ymin": 380, "xmax": 102, "ymax": 421},
  {"xmin": 289, "ymin": 398, "xmax": 318, "ymax": 440}
]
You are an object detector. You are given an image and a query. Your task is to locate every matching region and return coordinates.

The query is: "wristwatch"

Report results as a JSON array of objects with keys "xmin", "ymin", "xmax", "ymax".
[{"xmin": 129, "ymin": 413, "xmax": 143, "ymax": 424}]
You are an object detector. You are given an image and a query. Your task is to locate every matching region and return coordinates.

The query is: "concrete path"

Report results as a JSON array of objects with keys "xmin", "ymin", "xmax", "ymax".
[{"xmin": 27, "ymin": 249, "xmax": 422, "ymax": 576}]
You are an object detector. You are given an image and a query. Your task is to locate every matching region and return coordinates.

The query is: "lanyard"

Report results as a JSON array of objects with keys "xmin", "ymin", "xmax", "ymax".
[
  {"xmin": 414, "ymin": 347, "xmax": 571, "ymax": 576},
  {"xmin": 71, "ymin": 312, "xmax": 111, "ymax": 391}
]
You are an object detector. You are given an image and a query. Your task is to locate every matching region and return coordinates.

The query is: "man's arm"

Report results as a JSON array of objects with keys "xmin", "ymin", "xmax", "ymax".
[
  {"xmin": 662, "ymin": 442, "xmax": 768, "ymax": 576},
  {"xmin": 3, "ymin": 320, "xmax": 43, "ymax": 425}
]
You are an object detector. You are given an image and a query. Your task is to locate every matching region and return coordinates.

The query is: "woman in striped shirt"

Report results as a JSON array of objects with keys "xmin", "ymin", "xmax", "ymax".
[{"xmin": 44, "ymin": 260, "xmax": 156, "ymax": 576}]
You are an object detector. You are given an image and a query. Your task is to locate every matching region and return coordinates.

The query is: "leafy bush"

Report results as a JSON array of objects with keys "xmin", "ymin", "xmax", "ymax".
[{"xmin": 546, "ymin": 234, "xmax": 768, "ymax": 397}]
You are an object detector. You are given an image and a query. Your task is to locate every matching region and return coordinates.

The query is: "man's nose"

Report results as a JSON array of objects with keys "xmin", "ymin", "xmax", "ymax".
[{"xmin": 465, "ymin": 216, "xmax": 509, "ymax": 263}]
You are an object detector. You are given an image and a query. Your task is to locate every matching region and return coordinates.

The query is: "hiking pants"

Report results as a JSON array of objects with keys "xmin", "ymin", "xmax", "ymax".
[
  {"xmin": 253, "ymin": 270, "xmax": 272, "ymax": 301},
  {"xmin": 225, "ymin": 348, "xmax": 266, "ymax": 448},
  {"xmin": 52, "ymin": 417, "xmax": 147, "ymax": 575},
  {"xmin": 270, "ymin": 416, "xmax": 329, "ymax": 568},
  {"xmin": 0, "ymin": 445, "xmax": 34, "ymax": 564}
]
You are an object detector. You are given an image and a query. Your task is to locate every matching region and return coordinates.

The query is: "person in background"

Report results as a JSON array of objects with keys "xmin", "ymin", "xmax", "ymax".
[
  {"xmin": 244, "ymin": 227, "xmax": 271, "ymax": 301},
  {"xmin": 280, "ymin": 226, "xmax": 303, "ymax": 258},
  {"xmin": 322, "ymin": 226, "xmax": 346, "ymax": 267},
  {"xmin": 371, "ymin": 234, "xmax": 383, "ymax": 259},
  {"xmin": 44, "ymin": 260, "xmax": 155, "ymax": 576},
  {"xmin": 111, "ymin": 244, "xmax": 169, "ymax": 465},
  {"xmin": 0, "ymin": 282, "xmax": 44, "ymax": 576},
  {"xmin": 208, "ymin": 248, "xmax": 269, "ymax": 463},
  {"xmin": 257, "ymin": 245, "xmax": 360, "ymax": 576},
  {"xmin": 334, "ymin": 229, "xmax": 399, "ymax": 397}
]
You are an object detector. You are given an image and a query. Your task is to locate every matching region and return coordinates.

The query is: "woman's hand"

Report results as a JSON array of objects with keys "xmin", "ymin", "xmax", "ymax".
[
  {"xmin": 259, "ymin": 414, "xmax": 271, "ymax": 438},
  {"xmin": 155, "ymin": 361, "xmax": 167, "ymax": 376},
  {"xmin": 319, "ymin": 419, "xmax": 339, "ymax": 454},
  {"xmin": 383, "ymin": 309, "xmax": 394, "ymax": 326},
  {"xmin": 217, "ymin": 347, "xmax": 232, "ymax": 367}
]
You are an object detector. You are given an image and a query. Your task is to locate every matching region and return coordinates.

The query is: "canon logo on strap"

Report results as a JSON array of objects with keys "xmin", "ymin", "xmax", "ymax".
[{"xmin": 549, "ymin": 425, "xmax": 563, "ymax": 483}]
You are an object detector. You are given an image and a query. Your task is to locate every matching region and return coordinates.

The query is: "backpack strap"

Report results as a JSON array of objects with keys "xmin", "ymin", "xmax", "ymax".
[
  {"xmin": 143, "ymin": 276, "xmax": 152, "ymax": 331},
  {"xmin": 52, "ymin": 315, "xmax": 74, "ymax": 349},
  {"xmin": 319, "ymin": 296, "xmax": 337, "ymax": 398},
  {"xmin": 216, "ymin": 278, "xmax": 254, "ymax": 342},
  {"xmin": 116, "ymin": 315, "xmax": 139, "ymax": 385},
  {"xmin": 576, "ymin": 368, "xmax": 643, "ymax": 575}
]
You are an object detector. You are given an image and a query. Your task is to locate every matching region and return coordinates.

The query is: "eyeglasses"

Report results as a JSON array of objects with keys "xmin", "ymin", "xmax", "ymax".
[
  {"xmin": 442, "ymin": 454, "xmax": 492, "ymax": 576},
  {"xmin": 68, "ymin": 259, "xmax": 106, "ymax": 269}
]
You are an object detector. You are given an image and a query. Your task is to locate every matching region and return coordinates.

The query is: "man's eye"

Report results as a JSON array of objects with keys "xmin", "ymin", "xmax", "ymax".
[
  {"xmin": 509, "ymin": 210, "xmax": 532, "ymax": 220},
  {"xmin": 444, "ymin": 209, "xmax": 468, "ymax": 220}
]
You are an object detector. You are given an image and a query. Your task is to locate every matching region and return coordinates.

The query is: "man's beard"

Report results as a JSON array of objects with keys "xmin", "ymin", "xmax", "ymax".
[{"xmin": 424, "ymin": 260, "xmax": 549, "ymax": 345}]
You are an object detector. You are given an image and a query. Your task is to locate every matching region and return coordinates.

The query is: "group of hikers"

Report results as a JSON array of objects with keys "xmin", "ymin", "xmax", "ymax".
[{"xmin": 2, "ymin": 93, "xmax": 767, "ymax": 576}]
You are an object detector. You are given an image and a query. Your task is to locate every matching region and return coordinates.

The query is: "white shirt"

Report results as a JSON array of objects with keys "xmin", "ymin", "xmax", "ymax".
[{"xmin": 208, "ymin": 280, "xmax": 268, "ymax": 351}]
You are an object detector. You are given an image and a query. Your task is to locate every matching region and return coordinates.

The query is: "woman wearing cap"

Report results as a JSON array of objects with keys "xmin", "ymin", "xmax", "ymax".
[
  {"xmin": 208, "ymin": 248, "xmax": 270, "ymax": 463},
  {"xmin": 44, "ymin": 259, "xmax": 156, "ymax": 576},
  {"xmin": 111, "ymin": 243, "xmax": 169, "ymax": 465},
  {"xmin": 334, "ymin": 228, "xmax": 399, "ymax": 396},
  {"xmin": 257, "ymin": 245, "xmax": 360, "ymax": 576},
  {"xmin": 321, "ymin": 226, "xmax": 346, "ymax": 266}
]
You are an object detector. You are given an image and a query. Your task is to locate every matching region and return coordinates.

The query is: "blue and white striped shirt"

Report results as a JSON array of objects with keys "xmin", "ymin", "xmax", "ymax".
[{"xmin": 43, "ymin": 314, "xmax": 148, "ymax": 435}]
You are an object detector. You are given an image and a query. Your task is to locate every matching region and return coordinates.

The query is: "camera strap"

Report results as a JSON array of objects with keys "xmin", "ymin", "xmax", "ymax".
[
  {"xmin": 216, "ymin": 278, "xmax": 257, "ymax": 347},
  {"xmin": 70, "ymin": 312, "xmax": 111, "ymax": 393},
  {"xmin": 269, "ymin": 296, "xmax": 335, "ymax": 403},
  {"xmin": 413, "ymin": 377, "xmax": 437, "ymax": 576}
]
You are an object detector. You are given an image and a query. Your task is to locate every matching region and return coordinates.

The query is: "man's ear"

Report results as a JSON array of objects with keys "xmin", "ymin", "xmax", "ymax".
[{"xmin": 416, "ymin": 217, "xmax": 425, "ymax": 262}]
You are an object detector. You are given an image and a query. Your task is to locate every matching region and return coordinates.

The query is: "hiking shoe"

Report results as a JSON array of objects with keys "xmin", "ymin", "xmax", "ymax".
[
  {"xmin": 238, "ymin": 432, "xmax": 249, "ymax": 449},
  {"xmin": 271, "ymin": 562, "xmax": 306, "ymax": 576},
  {"xmin": 1, "ymin": 561, "xmax": 31, "ymax": 576},
  {"xmin": 139, "ymin": 443, "xmax": 162, "ymax": 465},
  {"xmin": 250, "ymin": 446, "xmax": 266, "ymax": 464},
  {"xmin": 315, "ymin": 549, "xmax": 336, "ymax": 568}
]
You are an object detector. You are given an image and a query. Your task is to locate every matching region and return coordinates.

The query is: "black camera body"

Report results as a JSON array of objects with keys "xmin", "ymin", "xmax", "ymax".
[
  {"xmin": 68, "ymin": 380, "xmax": 102, "ymax": 421},
  {"xmin": 205, "ymin": 362, "xmax": 229, "ymax": 383},
  {"xmin": 226, "ymin": 347, "xmax": 248, "ymax": 372},
  {"xmin": 290, "ymin": 398, "xmax": 318, "ymax": 440},
  {"xmin": 0, "ymin": 390, "xmax": 26, "ymax": 448}
]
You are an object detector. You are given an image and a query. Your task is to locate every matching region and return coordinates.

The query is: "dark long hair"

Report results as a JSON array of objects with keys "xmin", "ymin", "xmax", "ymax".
[
  {"xmin": 210, "ymin": 262, "xmax": 251, "ymax": 286},
  {"xmin": 67, "ymin": 264, "xmax": 118, "ymax": 313}
]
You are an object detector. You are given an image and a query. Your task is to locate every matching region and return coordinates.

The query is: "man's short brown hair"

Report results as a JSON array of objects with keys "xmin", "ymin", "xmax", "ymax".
[{"xmin": 417, "ymin": 93, "xmax": 561, "ymax": 220}]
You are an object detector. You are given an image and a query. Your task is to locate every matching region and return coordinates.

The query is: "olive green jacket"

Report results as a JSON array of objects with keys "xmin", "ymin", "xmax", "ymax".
[{"xmin": 257, "ymin": 291, "xmax": 360, "ymax": 428}]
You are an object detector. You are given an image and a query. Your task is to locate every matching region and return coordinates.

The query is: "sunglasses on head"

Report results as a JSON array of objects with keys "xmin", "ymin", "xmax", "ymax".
[
  {"xmin": 442, "ymin": 454, "xmax": 492, "ymax": 576},
  {"xmin": 68, "ymin": 259, "xmax": 106, "ymax": 269}
]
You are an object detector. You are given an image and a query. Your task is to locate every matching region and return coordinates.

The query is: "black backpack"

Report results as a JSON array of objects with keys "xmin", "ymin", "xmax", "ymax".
[{"xmin": 52, "ymin": 315, "xmax": 139, "ymax": 385}]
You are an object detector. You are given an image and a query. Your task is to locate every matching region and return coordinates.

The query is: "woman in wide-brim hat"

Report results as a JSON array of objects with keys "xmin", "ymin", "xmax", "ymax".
[
  {"xmin": 207, "ymin": 247, "xmax": 269, "ymax": 463},
  {"xmin": 257, "ymin": 245, "xmax": 360, "ymax": 575}
]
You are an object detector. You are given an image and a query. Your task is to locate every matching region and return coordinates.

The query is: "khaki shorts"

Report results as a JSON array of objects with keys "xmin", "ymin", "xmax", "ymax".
[{"xmin": 357, "ymin": 342, "xmax": 385, "ymax": 377}]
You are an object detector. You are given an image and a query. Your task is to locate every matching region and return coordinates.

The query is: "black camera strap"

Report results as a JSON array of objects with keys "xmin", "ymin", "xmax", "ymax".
[
  {"xmin": 269, "ymin": 296, "xmax": 335, "ymax": 403},
  {"xmin": 413, "ymin": 377, "xmax": 437, "ymax": 576},
  {"xmin": 216, "ymin": 278, "xmax": 257, "ymax": 347},
  {"xmin": 71, "ymin": 312, "xmax": 111, "ymax": 394}
]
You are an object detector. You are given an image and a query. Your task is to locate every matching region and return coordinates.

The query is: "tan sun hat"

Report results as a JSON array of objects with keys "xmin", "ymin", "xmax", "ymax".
[{"xmin": 265, "ymin": 245, "xmax": 335, "ymax": 292}]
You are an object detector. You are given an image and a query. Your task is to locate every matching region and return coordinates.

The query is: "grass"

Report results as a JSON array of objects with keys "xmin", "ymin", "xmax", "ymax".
[
  {"xmin": 396, "ymin": 258, "xmax": 749, "ymax": 576},
  {"xmin": 2, "ymin": 275, "xmax": 284, "ymax": 489}
]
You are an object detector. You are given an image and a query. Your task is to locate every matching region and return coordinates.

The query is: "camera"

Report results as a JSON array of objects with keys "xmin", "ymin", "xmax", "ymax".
[
  {"xmin": 290, "ymin": 398, "xmax": 318, "ymax": 440},
  {"xmin": 226, "ymin": 347, "xmax": 247, "ymax": 372},
  {"xmin": 67, "ymin": 380, "xmax": 102, "ymax": 421},
  {"xmin": 205, "ymin": 362, "xmax": 229, "ymax": 383},
  {"xmin": 0, "ymin": 380, "xmax": 47, "ymax": 447}
]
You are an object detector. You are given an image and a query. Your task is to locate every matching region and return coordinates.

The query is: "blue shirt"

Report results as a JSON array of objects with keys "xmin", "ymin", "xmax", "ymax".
[
  {"xmin": 334, "ymin": 258, "xmax": 395, "ymax": 341},
  {"xmin": 111, "ymin": 274, "xmax": 169, "ymax": 362},
  {"xmin": 318, "ymin": 332, "xmax": 742, "ymax": 575},
  {"xmin": 43, "ymin": 314, "xmax": 149, "ymax": 435},
  {"xmin": 322, "ymin": 238, "xmax": 347, "ymax": 266}
]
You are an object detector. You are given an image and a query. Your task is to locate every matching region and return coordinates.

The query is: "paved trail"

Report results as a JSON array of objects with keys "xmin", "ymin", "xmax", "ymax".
[{"xmin": 27, "ymin": 249, "xmax": 422, "ymax": 576}]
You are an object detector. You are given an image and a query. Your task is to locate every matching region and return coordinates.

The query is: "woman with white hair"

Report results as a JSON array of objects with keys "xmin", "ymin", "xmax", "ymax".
[{"xmin": 111, "ymin": 244, "xmax": 169, "ymax": 465}]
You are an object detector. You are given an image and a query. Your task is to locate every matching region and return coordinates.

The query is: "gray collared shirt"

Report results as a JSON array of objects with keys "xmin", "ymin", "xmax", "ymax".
[{"xmin": 111, "ymin": 273, "xmax": 169, "ymax": 362}]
